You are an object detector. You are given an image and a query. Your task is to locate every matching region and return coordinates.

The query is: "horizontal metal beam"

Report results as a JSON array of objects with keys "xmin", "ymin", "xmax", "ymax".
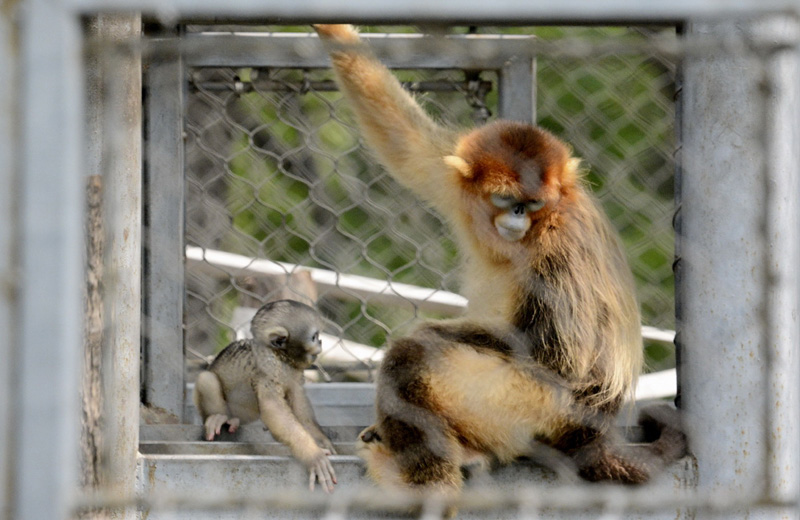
[
  {"xmin": 188, "ymin": 246, "xmax": 677, "ymax": 346},
  {"xmin": 181, "ymin": 32, "xmax": 535, "ymax": 69},
  {"xmin": 126, "ymin": 454, "xmax": 692, "ymax": 520},
  {"xmin": 68, "ymin": 0, "xmax": 799, "ymax": 24}
]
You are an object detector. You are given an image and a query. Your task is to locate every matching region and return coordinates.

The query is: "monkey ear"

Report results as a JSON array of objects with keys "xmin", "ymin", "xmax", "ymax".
[
  {"xmin": 563, "ymin": 157, "xmax": 582, "ymax": 185},
  {"xmin": 264, "ymin": 326, "xmax": 289, "ymax": 349},
  {"xmin": 443, "ymin": 155, "xmax": 472, "ymax": 178}
]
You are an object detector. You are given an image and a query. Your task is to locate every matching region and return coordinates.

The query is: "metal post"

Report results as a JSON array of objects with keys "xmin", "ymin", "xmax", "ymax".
[
  {"xmin": 679, "ymin": 18, "xmax": 800, "ymax": 517},
  {"xmin": 87, "ymin": 14, "xmax": 143, "ymax": 515},
  {"xmin": 15, "ymin": 1, "xmax": 84, "ymax": 519},
  {"xmin": 144, "ymin": 31, "xmax": 186, "ymax": 420},
  {"xmin": 499, "ymin": 56, "xmax": 536, "ymax": 124},
  {"xmin": 0, "ymin": 3, "xmax": 19, "ymax": 518}
]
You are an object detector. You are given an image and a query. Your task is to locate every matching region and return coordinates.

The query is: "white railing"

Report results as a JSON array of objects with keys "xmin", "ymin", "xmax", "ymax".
[{"xmin": 188, "ymin": 246, "xmax": 677, "ymax": 399}]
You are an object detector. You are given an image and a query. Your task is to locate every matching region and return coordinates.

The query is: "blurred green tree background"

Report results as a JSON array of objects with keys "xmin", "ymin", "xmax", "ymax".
[{"xmin": 183, "ymin": 25, "xmax": 676, "ymax": 374}]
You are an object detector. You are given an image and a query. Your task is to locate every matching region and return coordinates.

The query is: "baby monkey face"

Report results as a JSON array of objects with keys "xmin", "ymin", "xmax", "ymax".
[
  {"xmin": 270, "ymin": 321, "xmax": 322, "ymax": 367},
  {"xmin": 251, "ymin": 300, "xmax": 324, "ymax": 368}
]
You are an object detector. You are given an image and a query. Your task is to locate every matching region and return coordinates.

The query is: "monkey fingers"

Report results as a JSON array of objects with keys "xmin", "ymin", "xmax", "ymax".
[
  {"xmin": 307, "ymin": 450, "xmax": 337, "ymax": 493},
  {"xmin": 203, "ymin": 414, "xmax": 237, "ymax": 440},
  {"xmin": 204, "ymin": 414, "xmax": 228, "ymax": 440},
  {"xmin": 226, "ymin": 417, "xmax": 240, "ymax": 434}
]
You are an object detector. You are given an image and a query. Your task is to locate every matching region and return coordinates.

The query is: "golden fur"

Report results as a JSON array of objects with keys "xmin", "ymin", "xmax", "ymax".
[
  {"xmin": 316, "ymin": 23, "xmax": 641, "ymax": 409},
  {"xmin": 315, "ymin": 24, "xmax": 684, "ymax": 500}
]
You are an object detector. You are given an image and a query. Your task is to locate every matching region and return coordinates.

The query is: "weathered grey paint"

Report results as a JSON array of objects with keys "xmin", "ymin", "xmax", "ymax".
[
  {"xmin": 144, "ymin": 31, "xmax": 186, "ymax": 420},
  {"xmin": 0, "ymin": 2, "xmax": 19, "ymax": 518},
  {"xmin": 63, "ymin": 0, "xmax": 800, "ymax": 24},
  {"xmin": 679, "ymin": 18, "xmax": 800, "ymax": 518},
  {"xmin": 15, "ymin": 1, "xmax": 84, "ymax": 519},
  {"xmin": 87, "ymin": 14, "xmax": 143, "ymax": 519}
]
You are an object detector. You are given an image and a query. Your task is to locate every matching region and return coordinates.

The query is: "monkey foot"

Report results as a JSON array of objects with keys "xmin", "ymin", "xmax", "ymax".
[{"xmin": 204, "ymin": 414, "xmax": 240, "ymax": 440}]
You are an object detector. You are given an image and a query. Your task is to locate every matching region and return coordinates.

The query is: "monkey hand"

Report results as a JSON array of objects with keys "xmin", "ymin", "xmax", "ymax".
[
  {"xmin": 312, "ymin": 24, "xmax": 360, "ymax": 44},
  {"xmin": 304, "ymin": 448, "xmax": 337, "ymax": 493},
  {"xmin": 203, "ymin": 414, "xmax": 240, "ymax": 441}
]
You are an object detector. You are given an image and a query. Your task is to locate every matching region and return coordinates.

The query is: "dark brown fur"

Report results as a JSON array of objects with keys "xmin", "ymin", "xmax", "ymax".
[{"xmin": 364, "ymin": 321, "xmax": 685, "ymax": 494}]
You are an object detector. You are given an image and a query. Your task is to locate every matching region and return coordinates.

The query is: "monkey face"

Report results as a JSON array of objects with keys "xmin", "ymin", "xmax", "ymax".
[
  {"xmin": 447, "ymin": 121, "xmax": 573, "ymax": 244},
  {"xmin": 489, "ymin": 193, "xmax": 546, "ymax": 242},
  {"xmin": 252, "ymin": 300, "xmax": 324, "ymax": 368},
  {"xmin": 272, "ymin": 328, "xmax": 322, "ymax": 368}
]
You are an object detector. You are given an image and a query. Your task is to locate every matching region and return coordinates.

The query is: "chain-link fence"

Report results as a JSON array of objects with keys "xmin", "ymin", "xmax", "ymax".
[{"xmin": 175, "ymin": 26, "xmax": 678, "ymax": 395}]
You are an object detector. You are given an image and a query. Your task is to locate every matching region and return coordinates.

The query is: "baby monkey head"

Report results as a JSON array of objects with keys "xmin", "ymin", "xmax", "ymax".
[
  {"xmin": 444, "ymin": 121, "xmax": 581, "ymax": 243},
  {"xmin": 251, "ymin": 299, "xmax": 324, "ymax": 369}
]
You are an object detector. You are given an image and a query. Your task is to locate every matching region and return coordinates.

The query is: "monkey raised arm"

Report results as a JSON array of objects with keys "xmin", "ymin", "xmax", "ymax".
[
  {"xmin": 314, "ymin": 24, "xmax": 461, "ymax": 215},
  {"xmin": 255, "ymin": 380, "xmax": 337, "ymax": 493}
]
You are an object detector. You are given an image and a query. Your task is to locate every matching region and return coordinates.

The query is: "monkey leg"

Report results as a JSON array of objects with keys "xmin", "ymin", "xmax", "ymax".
[
  {"xmin": 374, "ymin": 416, "xmax": 463, "ymax": 518},
  {"xmin": 567, "ymin": 404, "xmax": 687, "ymax": 485},
  {"xmin": 193, "ymin": 371, "xmax": 239, "ymax": 440}
]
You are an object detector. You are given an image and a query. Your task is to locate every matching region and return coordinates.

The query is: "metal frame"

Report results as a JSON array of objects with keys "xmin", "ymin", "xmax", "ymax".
[
  {"xmin": 144, "ymin": 30, "xmax": 536, "ymax": 420},
  {"xmin": 0, "ymin": 3, "xmax": 17, "ymax": 518},
  {"xmin": 3, "ymin": 2, "xmax": 800, "ymax": 519},
  {"xmin": 678, "ymin": 19, "xmax": 800, "ymax": 514},
  {"xmin": 143, "ymin": 28, "xmax": 187, "ymax": 420},
  {"xmin": 13, "ymin": 3, "xmax": 85, "ymax": 520},
  {"xmin": 63, "ymin": 0, "xmax": 800, "ymax": 23}
]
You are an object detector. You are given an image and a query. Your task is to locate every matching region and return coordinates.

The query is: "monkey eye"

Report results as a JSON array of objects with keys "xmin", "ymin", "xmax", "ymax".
[
  {"xmin": 490, "ymin": 193, "xmax": 516, "ymax": 209},
  {"xmin": 271, "ymin": 336, "xmax": 287, "ymax": 349},
  {"xmin": 526, "ymin": 200, "xmax": 545, "ymax": 212}
]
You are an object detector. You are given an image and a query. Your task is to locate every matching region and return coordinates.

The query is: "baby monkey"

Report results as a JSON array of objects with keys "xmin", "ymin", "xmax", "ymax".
[{"xmin": 193, "ymin": 300, "xmax": 337, "ymax": 493}]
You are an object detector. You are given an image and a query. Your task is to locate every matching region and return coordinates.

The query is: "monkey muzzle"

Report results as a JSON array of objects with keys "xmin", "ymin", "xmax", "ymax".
[
  {"xmin": 494, "ymin": 207, "xmax": 531, "ymax": 242},
  {"xmin": 307, "ymin": 342, "xmax": 322, "ymax": 363}
]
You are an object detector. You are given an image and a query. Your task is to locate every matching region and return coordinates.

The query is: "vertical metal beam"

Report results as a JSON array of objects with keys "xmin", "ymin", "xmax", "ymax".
[
  {"xmin": 498, "ymin": 55, "xmax": 536, "ymax": 124},
  {"xmin": 144, "ymin": 32, "xmax": 186, "ymax": 419},
  {"xmin": 0, "ymin": 3, "xmax": 19, "ymax": 518},
  {"xmin": 679, "ymin": 18, "xmax": 800, "ymax": 517},
  {"xmin": 758, "ymin": 17, "xmax": 800, "ymax": 510},
  {"xmin": 86, "ymin": 14, "xmax": 143, "ymax": 515},
  {"xmin": 15, "ymin": 1, "xmax": 84, "ymax": 519}
]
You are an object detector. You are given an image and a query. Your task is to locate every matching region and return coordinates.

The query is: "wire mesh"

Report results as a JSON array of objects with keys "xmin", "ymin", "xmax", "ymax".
[
  {"xmin": 69, "ymin": 20, "xmax": 798, "ymax": 520},
  {"xmin": 179, "ymin": 26, "xmax": 678, "ymax": 385}
]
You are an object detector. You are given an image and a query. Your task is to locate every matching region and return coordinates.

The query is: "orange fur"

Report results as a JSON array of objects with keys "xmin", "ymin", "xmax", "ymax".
[
  {"xmin": 315, "ymin": 25, "xmax": 640, "ymax": 409},
  {"xmin": 314, "ymin": 24, "xmax": 683, "ymax": 499}
]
